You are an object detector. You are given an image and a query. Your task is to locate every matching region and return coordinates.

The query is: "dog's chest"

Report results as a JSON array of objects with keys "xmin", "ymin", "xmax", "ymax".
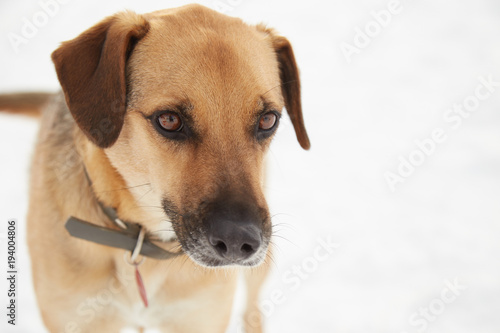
[
  {"xmin": 114, "ymin": 291, "xmax": 197, "ymax": 329},
  {"xmin": 119, "ymin": 302, "xmax": 165, "ymax": 328},
  {"xmin": 111, "ymin": 264, "xmax": 203, "ymax": 329}
]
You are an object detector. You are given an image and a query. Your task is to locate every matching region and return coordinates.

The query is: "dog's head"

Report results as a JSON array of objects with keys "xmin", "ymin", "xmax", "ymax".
[{"xmin": 52, "ymin": 4, "xmax": 309, "ymax": 267}]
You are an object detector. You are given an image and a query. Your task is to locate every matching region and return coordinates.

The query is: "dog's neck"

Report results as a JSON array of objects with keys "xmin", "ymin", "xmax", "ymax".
[{"xmin": 77, "ymin": 136, "xmax": 143, "ymax": 227}]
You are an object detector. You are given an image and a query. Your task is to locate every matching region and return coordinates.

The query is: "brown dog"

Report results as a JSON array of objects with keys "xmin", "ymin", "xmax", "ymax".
[{"xmin": 15, "ymin": 4, "xmax": 309, "ymax": 332}]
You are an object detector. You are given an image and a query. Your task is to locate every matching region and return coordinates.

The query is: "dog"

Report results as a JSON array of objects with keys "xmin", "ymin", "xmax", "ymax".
[{"xmin": 1, "ymin": 4, "xmax": 309, "ymax": 332}]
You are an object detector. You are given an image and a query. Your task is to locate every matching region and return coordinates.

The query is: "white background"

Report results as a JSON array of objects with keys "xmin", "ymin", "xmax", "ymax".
[{"xmin": 1, "ymin": 0, "xmax": 500, "ymax": 332}]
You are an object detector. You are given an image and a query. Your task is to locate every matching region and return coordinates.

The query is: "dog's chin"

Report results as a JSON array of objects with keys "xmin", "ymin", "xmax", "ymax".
[
  {"xmin": 183, "ymin": 245, "xmax": 269, "ymax": 269},
  {"xmin": 187, "ymin": 253, "xmax": 266, "ymax": 268}
]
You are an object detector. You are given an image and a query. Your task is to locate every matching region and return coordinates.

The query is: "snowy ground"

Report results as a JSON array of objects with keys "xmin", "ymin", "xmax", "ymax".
[{"xmin": 1, "ymin": 0, "xmax": 500, "ymax": 332}]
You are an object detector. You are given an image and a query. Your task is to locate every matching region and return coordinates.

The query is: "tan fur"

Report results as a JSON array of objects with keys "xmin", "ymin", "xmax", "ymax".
[{"xmin": 27, "ymin": 4, "xmax": 308, "ymax": 332}]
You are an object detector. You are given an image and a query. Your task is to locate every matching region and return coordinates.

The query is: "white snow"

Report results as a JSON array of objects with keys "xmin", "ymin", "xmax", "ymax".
[{"xmin": 1, "ymin": 0, "xmax": 499, "ymax": 332}]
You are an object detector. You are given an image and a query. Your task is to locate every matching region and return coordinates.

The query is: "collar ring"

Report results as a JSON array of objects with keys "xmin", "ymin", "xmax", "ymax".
[{"xmin": 124, "ymin": 227, "xmax": 146, "ymax": 266}]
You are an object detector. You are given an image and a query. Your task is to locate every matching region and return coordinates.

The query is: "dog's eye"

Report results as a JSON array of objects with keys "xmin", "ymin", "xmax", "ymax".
[
  {"xmin": 255, "ymin": 111, "xmax": 280, "ymax": 141},
  {"xmin": 151, "ymin": 110, "xmax": 192, "ymax": 141},
  {"xmin": 259, "ymin": 112, "xmax": 277, "ymax": 131},
  {"xmin": 157, "ymin": 112, "xmax": 183, "ymax": 132}
]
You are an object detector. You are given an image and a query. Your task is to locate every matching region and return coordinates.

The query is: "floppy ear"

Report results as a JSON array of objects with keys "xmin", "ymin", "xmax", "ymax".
[
  {"xmin": 259, "ymin": 27, "xmax": 310, "ymax": 150},
  {"xmin": 52, "ymin": 11, "xmax": 150, "ymax": 148}
]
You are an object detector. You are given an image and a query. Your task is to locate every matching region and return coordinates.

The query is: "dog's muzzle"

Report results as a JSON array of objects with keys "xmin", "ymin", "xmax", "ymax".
[{"xmin": 174, "ymin": 192, "xmax": 270, "ymax": 267}]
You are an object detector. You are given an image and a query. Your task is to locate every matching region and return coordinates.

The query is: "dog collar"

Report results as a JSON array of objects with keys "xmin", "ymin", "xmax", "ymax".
[
  {"xmin": 64, "ymin": 168, "xmax": 181, "ymax": 260},
  {"xmin": 65, "ymin": 214, "xmax": 180, "ymax": 260}
]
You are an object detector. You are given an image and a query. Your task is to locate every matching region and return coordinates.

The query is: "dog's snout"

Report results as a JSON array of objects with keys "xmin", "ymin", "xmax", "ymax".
[
  {"xmin": 204, "ymin": 196, "xmax": 265, "ymax": 263},
  {"xmin": 208, "ymin": 222, "xmax": 261, "ymax": 261}
]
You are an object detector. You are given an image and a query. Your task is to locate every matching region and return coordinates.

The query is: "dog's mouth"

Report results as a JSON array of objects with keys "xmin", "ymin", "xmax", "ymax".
[
  {"xmin": 148, "ymin": 222, "xmax": 179, "ymax": 243},
  {"xmin": 177, "ymin": 232, "xmax": 270, "ymax": 267},
  {"xmin": 148, "ymin": 230, "xmax": 269, "ymax": 267}
]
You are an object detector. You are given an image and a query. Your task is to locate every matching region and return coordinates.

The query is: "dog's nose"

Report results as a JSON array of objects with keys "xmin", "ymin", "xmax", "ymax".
[
  {"xmin": 208, "ymin": 221, "xmax": 261, "ymax": 261},
  {"xmin": 205, "ymin": 196, "xmax": 263, "ymax": 262}
]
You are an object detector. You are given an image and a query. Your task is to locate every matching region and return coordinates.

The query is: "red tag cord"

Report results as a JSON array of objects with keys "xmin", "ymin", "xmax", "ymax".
[
  {"xmin": 135, "ymin": 264, "xmax": 148, "ymax": 307},
  {"xmin": 128, "ymin": 227, "xmax": 148, "ymax": 307}
]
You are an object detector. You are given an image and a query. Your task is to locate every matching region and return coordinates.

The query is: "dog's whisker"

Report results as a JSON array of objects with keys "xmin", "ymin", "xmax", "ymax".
[
  {"xmin": 271, "ymin": 213, "xmax": 294, "ymax": 219},
  {"xmin": 272, "ymin": 220, "xmax": 297, "ymax": 232},
  {"xmin": 268, "ymin": 240, "xmax": 284, "ymax": 257},
  {"xmin": 271, "ymin": 234, "xmax": 298, "ymax": 248},
  {"xmin": 93, "ymin": 182, "xmax": 152, "ymax": 194},
  {"xmin": 178, "ymin": 255, "xmax": 191, "ymax": 272},
  {"xmin": 150, "ymin": 229, "xmax": 176, "ymax": 233},
  {"xmin": 261, "ymin": 80, "xmax": 297, "ymax": 97},
  {"xmin": 136, "ymin": 187, "xmax": 154, "ymax": 202},
  {"xmin": 271, "ymin": 221, "xmax": 294, "ymax": 227},
  {"xmin": 135, "ymin": 207, "xmax": 164, "ymax": 213},
  {"xmin": 263, "ymin": 251, "xmax": 278, "ymax": 269},
  {"xmin": 271, "ymin": 227, "xmax": 293, "ymax": 235}
]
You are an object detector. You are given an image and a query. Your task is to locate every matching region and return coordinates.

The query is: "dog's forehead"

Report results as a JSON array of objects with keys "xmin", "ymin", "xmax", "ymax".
[{"xmin": 127, "ymin": 6, "xmax": 283, "ymax": 118}]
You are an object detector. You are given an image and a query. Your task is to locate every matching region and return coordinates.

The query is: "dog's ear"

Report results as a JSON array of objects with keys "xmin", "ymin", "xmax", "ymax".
[
  {"xmin": 259, "ymin": 26, "xmax": 310, "ymax": 150},
  {"xmin": 52, "ymin": 11, "xmax": 150, "ymax": 148}
]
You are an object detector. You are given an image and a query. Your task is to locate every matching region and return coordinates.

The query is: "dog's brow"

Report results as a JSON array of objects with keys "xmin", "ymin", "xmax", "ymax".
[
  {"xmin": 258, "ymin": 96, "xmax": 281, "ymax": 113},
  {"xmin": 135, "ymin": 100, "xmax": 194, "ymax": 119}
]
